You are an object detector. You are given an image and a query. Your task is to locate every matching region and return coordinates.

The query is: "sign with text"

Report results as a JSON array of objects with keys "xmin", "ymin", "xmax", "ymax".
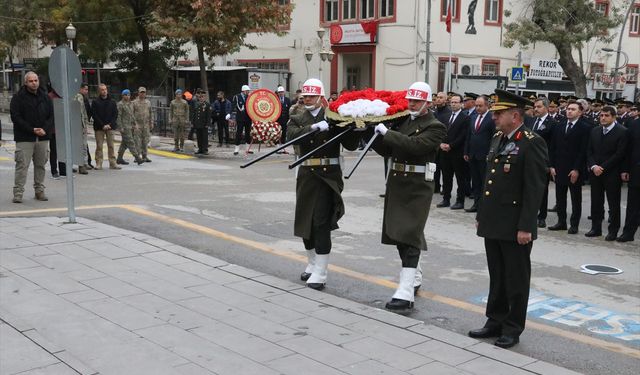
[
  {"xmin": 592, "ymin": 73, "xmax": 626, "ymax": 91},
  {"xmin": 528, "ymin": 58, "xmax": 564, "ymax": 81},
  {"xmin": 330, "ymin": 23, "xmax": 377, "ymax": 44}
]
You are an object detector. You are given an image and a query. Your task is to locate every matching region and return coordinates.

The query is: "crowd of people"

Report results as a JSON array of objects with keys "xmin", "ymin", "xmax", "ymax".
[{"xmin": 430, "ymin": 91, "xmax": 639, "ymax": 243}]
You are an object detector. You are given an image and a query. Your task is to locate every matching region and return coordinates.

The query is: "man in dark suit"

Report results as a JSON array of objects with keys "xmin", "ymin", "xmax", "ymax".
[
  {"xmin": 233, "ymin": 85, "xmax": 252, "ymax": 155},
  {"xmin": 464, "ymin": 95, "xmax": 495, "ymax": 212},
  {"xmin": 469, "ymin": 90, "xmax": 548, "ymax": 349},
  {"xmin": 548, "ymin": 102, "xmax": 590, "ymax": 234},
  {"xmin": 438, "ymin": 93, "xmax": 469, "ymax": 209},
  {"xmin": 586, "ymin": 106, "xmax": 629, "ymax": 240},
  {"xmin": 616, "ymin": 100, "xmax": 634, "ymax": 128},
  {"xmin": 275, "ymin": 86, "xmax": 291, "ymax": 148},
  {"xmin": 618, "ymin": 118, "xmax": 639, "ymax": 242},
  {"xmin": 432, "ymin": 92, "xmax": 451, "ymax": 193},
  {"xmin": 527, "ymin": 97, "xmax": 557, "ymax": 228}
]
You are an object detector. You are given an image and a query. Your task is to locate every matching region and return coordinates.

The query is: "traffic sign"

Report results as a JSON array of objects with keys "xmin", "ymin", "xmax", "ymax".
[
  {"xmin": 49, "ymin": 45, "xmax": 82, "ymax": 97},
  {"xmin": 511, "ymin": 67, "xmax": 524, "ymax": 82}
]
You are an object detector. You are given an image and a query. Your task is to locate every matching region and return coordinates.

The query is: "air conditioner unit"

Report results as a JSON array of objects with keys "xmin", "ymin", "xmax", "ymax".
[{"xmin": 461, "ymin": 64, "xmax": 481, "ymax": 76}]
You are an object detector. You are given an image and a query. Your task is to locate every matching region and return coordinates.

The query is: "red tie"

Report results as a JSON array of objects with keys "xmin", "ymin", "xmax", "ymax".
[{"xmin": 475, "ymin": 114, "xmax": 483, "ymax": 131}]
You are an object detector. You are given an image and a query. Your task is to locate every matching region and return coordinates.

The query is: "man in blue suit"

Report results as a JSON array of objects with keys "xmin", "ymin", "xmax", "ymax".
[{"xmin": 464, "ymin": 95, "xmax": 495, "ymax": 212}]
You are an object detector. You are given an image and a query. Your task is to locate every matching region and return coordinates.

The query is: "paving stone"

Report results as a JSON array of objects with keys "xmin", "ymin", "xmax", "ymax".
[
  {"xmin": 50, "ymin": 350, "xmax": 99, "ymax": 375},
  {"xmin": 62, "ymin": 267, "xmax": 107, "ymax": 282},
  {"xmin": 466, "ymin": 342, "xmax": 537, "ymax": 367},
  {"xmin": 32, "ymin": 253, "xmax": 87, "ymax": 273},
  {"xmin": 357, "ymin": 307, "xmax": 423, "ymax": 329},
  {"xmin": 457, "ymin": 356, "xmax": 534, "ymax": 375},
  {"xmin": 136, "ymin": 324, "xmax": 280, "ymax": 375},
  {"xmin": 409, "ymin": 323, "xmax": 479, "ymax": 348},
  {"xmin": 341, "ymin": 337, "xmax": 433, "ymax": 371},
  {"xmin": 116, "ymin": 256, "xmax": 209, "ymax": 287},
  {"xmin": 219, "ymin": 263, "xmax": 265, "ymax": 278},
  {"xmin": 79, "ymin": 256, "xmax": 135, "ymax": 275},
  {"xmin": 22, "ymin": 328, "xmax": 65, "ymax": 354},
  {"xmin": 0, "ymin": 234, "xmax": 36, "ymax": 249},
  {"xmin": 221, "ymin": 310, "xmax": 302, "ymax": 342},
  {"xmin": 346, "ymin": 318, "xmax": 429, "ymax": 348},
  {"xmin": 236, "ymin": 299, "xmax": 306, "ymax": 323},
  {"xmin": 0, "ymin": 250, "xmax": 41, "ymax": 270},
  {"xmin": 47, "ymin": 243, "xmax": 102, "ymax": 260},
  {"xmin": 264, "ymin": 292, "xmax": 330, "ymax": 314},
  {"xmin": 8, "ymin": 244, "xmax": 57, "ymax": 257},
  {"xmin": 134, "ymin": 278, "xmax": 201, "ymax": 301},
  {"xmin": 0, "ymin": 324, "xmax": 59, "ymax": 374},
  {"xmin": 78, "ymin": 239, "xmax": 137, "ymax": 259},
  {"xmin": 279, "ymin": 335, "xmax": 367, "ymax": 368},
  {"xmin": 48, "ymin": 231, "xmax": 94, "ymax": 244},
  {"xmin": 78, "ymin": 298, "xmax": 165, "ymax": 331},
  {"xmin": 163, "ymin": 244, "xmax": 229, "ymax": 267},
  {"xmin": 106, "ymin": 236, "xmax": 161, "ymax": 254},
  {"xmin": 410, "ymin": 361, "xmax": 473, "ymax": 375},
  {"xmin": 284, "ymin": 316, "xmax": 364, "ymax": 345},
  {"xmin": 143, "ymin": 250, "xmax": 191, "ymax": 265},
  {"xmin": 196, "ymin": 267, "xmax": 247, "ymax": 285},
  {"xmin": 0, "ymin": 306, "xmax": 34, "ymax": 332},
  {"xmin": 408, "ymin": 339, "xmax": 480, "ymax": 366},
  {"xmin": 177, "ymin": 296, "xmax": 244, "ymax": 321},
  {"xmin": 12, "ymin": 266, "xmax": 88, "ymax": 295},
  {"xmin": 172, "ymin": 363, "xmax": 216, "ymax": 375},
  {"xmin": 171, "ymin": 260, "xmax": 216, "ymax": 276},
  {"xmin": 341, "ymin": 359, "xmax": 411, "ymax": 375},
  {"xmin": 16, "ymin": 362, "xmax": 79, "ymax": 375},
  {"xmin": 225, "ymin": 279, "xmax": 287, "ymax": 299},
  {"xmin": 265, "ymin": 353, "xmax": 346, "ymax": 375},
  {"xmin": 108, "ymin": 269, "xmax": 157, "ymax": 284},
  {"xmin": 523, "ymin": 360, "xmax": 585, "ymax": 375},
  {"xmin": 191, "ymin": 322, "xmax": 293, "ymax": 363},
  {"xmin": 252, "ymin": 274, "xmax": 306, "ymax": 291},
  {"xmin": 59, "ymin": 289, "xmax": 109, "ymax": 304},
  {"xmin": 188, "ymin": 283, "xmax": 263, "ymax": 308},
  {"xmin": 141, "ymin": 237, "xmax": 175, "ymax": 249},
  {"xmin": 82, "ymin": 276, "xmax": 145, "ymax": 298},
  {"xmin": 121, "ymin": 293, "xmax": 213, "ymax": 330}
]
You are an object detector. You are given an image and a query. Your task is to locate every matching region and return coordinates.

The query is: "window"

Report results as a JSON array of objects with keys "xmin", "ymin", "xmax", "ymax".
[
  {"xmin": 437, "ymin": 57, "xmax": 458, "ymax": 92},
  {"xmin": 440, "ymin": 0, "xmax": 460, "ymax": 22},
  {"xmin": 361, "ymin": 0, "xmax": 375, "ymax": 19},
  {"xmin": 595, "ymin": 1, "xmax": 609, "ymax": 17},
  {"xmin": 343, "ymin": 0, "xmax": 357, "ymax": 20},
  {"xmin": 484, "ymin": 0, "xmax": 502, "ymax": 25},
  {"xmin": 626, "ymin": 65, "xmax": 638, "ymax": 83},
  {"xmin": 630, "ymin": 5, "xmax": 640, "ymax": 36},
  {"xmin": 237, "ymin": 59, "xmax": 290, "ymax": 71},
  {"xmin": 380, "ymin": 0, "xmax": 395, "ymax": 17},
  {"xmin": 590, "ymin": 63, "xmax": 604, "ymax": 77},
  {"xmin": 325, "ymin": 0, "xmax": 339, "ymax": 22},
  {"xmin": 482, "ymin": 60, "xmax": 500, "ymax": 76}
]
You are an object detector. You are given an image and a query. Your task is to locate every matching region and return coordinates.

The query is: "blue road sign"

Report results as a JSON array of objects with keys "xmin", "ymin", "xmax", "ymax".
[{"xmin": 511, "ymin": 67, "xmax": 524, "ymax": 82}]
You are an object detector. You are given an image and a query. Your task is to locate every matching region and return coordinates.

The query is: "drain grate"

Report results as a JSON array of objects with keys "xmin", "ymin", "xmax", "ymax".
[{"xmin": 580, "ymin": 264, "xmax": 623, "ymax": 275}]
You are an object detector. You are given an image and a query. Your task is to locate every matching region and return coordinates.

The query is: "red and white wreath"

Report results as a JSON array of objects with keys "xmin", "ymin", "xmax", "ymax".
[{"xmin": 251, "ymin": 121, "xmax": 282, "ymax": 147}]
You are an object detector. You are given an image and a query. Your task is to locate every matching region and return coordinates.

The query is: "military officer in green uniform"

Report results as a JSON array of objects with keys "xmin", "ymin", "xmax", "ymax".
[
  {"xmin": 133, "ymin": 86, "xmax": 153, "ymax": 162},
  {"xmin": 371, "ymin": 81, "xmax": 447, "ymax": 314},
  {"xmin": 170, "ymin": 89, "xmax": 190, "ymax": 152},
  {"xmin": 116, "ymin": 89, "xmax": 143, "ymax": 165},
  {"xmin": 468, "ymin": 89, "xmax": 548, "ymax": 349},
  {"xmin": 287, "ymin": 78, "xmax": 358, "ymax": 290}
]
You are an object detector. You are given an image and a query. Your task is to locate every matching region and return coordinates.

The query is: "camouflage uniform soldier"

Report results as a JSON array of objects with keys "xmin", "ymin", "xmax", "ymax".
[
  {"xmin": 133, "ymin": 86, "xmax": 153, "ymax": 162},
  {"xmin": 74, "ymin": 83, "xmax": 90, "ymax": 174},
  {"xmin": 116, "ymin": 89, "xmax": 143, "ymax": 165},
  {"xmin": 170, "ymin": 89, "xmax": 189, "ymax": 151}
]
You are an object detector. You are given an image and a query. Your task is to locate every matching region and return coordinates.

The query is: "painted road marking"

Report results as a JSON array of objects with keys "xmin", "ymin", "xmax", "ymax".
[
  {"xmin": 2, "ymin": 204, "xmax": 639, "ymax": 359},
  {"xmin": 0, "ymin": 156, "xmax": 11, "ymax": 161},
  {"xmin": 146, "ymin": 147, "xmax": 195, "ymax": 160}
]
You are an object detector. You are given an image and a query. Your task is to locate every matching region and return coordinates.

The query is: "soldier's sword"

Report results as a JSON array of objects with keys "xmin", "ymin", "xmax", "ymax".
[{"xmin": 240, "ymin": 129, "xmax": 319, "ymax": 169}]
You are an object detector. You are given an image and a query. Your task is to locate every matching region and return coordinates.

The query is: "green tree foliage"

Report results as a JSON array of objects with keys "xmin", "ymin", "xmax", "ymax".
[
  {"xmin": 503, "ymin": 0, "xmax": 622, "ymax": 97},
  {"xmin": 0, "ymin": 0, "xmax": 38, "ymax": 88}
]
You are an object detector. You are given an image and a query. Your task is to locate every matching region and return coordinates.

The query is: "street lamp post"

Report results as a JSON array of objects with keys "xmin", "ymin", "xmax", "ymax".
[
  {"xmin": 304, "ymin": 28, "xmax": 334, "ymax": 86},
  {"xmin": 65, "ymin": 22, "xmax": 76, "ymax": 52},
  {"xmin": 602, "ymin": 47, "xmax": 629, "ymax": 100}
]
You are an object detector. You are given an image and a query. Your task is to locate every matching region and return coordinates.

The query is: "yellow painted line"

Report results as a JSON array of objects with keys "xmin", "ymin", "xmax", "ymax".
[
  {"xmin": 2, "ymin": 203, "xmax": 638, "ymax": 359},
  {"xmin": 0, "ymin": 156, "xmax": 11, "ymax": 161},
  {"xmin": 119, "ymin": 205, "xmax": 640, "ymax": 360},
  {"xmin": 147, "ymin": 148, "xmax": 195, "ymax": 159}
]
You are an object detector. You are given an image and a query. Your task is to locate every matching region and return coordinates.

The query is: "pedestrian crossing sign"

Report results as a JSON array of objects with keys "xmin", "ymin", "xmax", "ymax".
[{"xmin": 511, "ymin": 67, "xmax": 524, "ymax": 82}]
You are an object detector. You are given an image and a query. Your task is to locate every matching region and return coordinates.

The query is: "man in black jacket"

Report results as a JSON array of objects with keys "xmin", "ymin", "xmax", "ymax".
[
  {"xmin": 438, "ymin": 93, "xmax": 469, "ymax": 209},
  {"xmin": 464, "ymin": 95, "xmax": 495, "ymax": 212},
  {"xmin": 432, "ymin": 92, "xmax": 451, "ymax": 193},
  {"xmin": 585, "ymin": 106, "xmax": 628, "ymax": 240},
  {"xmin": 548, "ymin": 102, "xmax": 590, "ymax": 234},
  {"xmin": 618, "ymin": 118, "xmax": 639, "ymax": 242},
  {"xmin": 10, "ymin": 71, "xmax": 54, "ymax": 203},
  {"xmin": 92, "ymin": 84, "xmax": 120, "ymax": 170}
]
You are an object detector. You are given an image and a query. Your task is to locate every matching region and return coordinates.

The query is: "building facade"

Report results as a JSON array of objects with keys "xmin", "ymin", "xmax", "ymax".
[{"xmin": 204, "ymin": 0, "xmax": 639, "ymax": 99}]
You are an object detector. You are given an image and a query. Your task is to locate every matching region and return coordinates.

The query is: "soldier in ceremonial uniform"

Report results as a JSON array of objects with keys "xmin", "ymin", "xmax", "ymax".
[
  {"xmin": 371, "ymin": 82, "xmax": 446, "ymax": 313},
  {"xmin": 191, "ymin": 89, "xmax": 212, "ymax": 155},
  {"xmin": 133, "ymin": 87, "xmax": 153, "ymax": 162},
  {"xmin": 287, "ymin": 78, "xmax": 359, "ymax": 290},
  {"xmin": 170, "ymin": 89, "xmax": 190, "ymax": 152},
  {"xmin": 116, "ymin": 89, "xmax": 143, "ymax": 165},
  {"xmin": 469, "ymin": 89, "xmax": 548, "ymax": 349}
]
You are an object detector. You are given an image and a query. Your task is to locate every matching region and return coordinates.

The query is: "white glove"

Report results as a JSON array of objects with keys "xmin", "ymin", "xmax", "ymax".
[
  {"xmin": 225, "ymin": 114, "xmax": 231, "ymax": 120},
  {"xmin": 375, "ymin": 123, "xmax": 388, "ymax": 135},
  {"xmin": 311, "ymin": 120, "xmax": 329, "ymax": 132}
]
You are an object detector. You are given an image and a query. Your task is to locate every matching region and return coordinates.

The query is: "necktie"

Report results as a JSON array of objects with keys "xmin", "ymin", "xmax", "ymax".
[
  {"xmin": 566, "ymin": 122, "xmax": 573, "ymax": 134},
  {"xmin": 475, "ymin": 114, "xmax": 483, "ymax": 131},
  {"xmin": 534, "ymin": 117, "xmax": 541, "ymax": 131},
  {"xmin": 449, "ymin": 113, "xmax": 455, "ymax": 126},
  {"xmin": 603, "ymin": 128, "xmax": 608, "ymax": 135}
]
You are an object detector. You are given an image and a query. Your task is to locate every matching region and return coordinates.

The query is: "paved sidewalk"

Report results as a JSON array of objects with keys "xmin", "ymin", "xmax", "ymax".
[{"xmin": 0, "ymin": 217, "xmax": 580, "ymax": 375}]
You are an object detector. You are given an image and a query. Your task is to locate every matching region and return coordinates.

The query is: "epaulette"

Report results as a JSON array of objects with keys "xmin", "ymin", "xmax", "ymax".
[
  {"xmin": 493, "ymin": 130, "xmax": 503, "ymax": 138},
  {"xmin": 524, "ymin": 130, "xmax": 535, "ymax": 139}
]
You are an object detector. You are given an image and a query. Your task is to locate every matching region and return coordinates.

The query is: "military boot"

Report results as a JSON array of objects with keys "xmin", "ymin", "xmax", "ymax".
[
  {"xmin": 300, "ymin": 250, "xmax": 316, "ymax": 281},
  {"xmin": 385, "ymin": 268, "xmax": 416, "ymax": 314},
  {"xmin": 306, "ymin": 254, "xmax": 329, "ymax": 290}
]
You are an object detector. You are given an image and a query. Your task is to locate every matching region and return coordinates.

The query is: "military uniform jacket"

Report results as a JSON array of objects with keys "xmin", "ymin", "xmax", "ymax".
[
  {"xmin": 132, "ymin": 99, "xmax": 152, "ymax": 128},
  {"xmin": 117, "ymin": 100, "xmax": 135, "ymax": 130},
  {"xmin": 169, "ymin": 98, "xmax": 190, "ymax": 125},
  {"xmin": 372, "ymin": 112, "xmax": 447, "ymax": 250},
  {"xmin": 476, "ymin": 126, "xmax": 548, "ymax": 241},
  {"xmin": 191, "ymin": 101, "xmax": 212, "ymax": 129},
  {"xmin": 286, "ymin": 108, "xmax": 358, "ymax": 239}
]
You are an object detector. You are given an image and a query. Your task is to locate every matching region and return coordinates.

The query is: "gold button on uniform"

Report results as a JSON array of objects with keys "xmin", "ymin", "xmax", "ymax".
[
  {"xmin": 404, "ymin": 173, "xmax": 407, "ymax": 177},
  {"xmin": 485, "ymin": 191, "xmax": 490, "ymax": 196},
  {"xmin": 513, "ymin": 201, "xmax": 517, "ymax": 205},
  {"xmin": 494, "ymin": 158, "xmax": 499, "ymax": 163},
  {"xmin": 393, "ymin": 173, "xmax": 397, "ymax": 176},
  {"xmin": 323, "ymin": 167, "xmax": 327, "ymax": 171},
  {"xmin": 310, "ymin": 140, "xmax": 314, "ymax": 144},
  {"xmin": 488, "ymin": 180, "xmax": 493, "ymax": 185},
  {"xmin": 491, "ymin": 169, "xmax": 496, "ymax": 173}
]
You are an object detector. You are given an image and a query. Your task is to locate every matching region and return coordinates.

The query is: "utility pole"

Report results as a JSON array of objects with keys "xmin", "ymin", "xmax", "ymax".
[
  {"xmin": 515, "ymin": 51, "xmax": 522, "ymax": 96},
  {"xmin": 425, "ymin": 0, "xmax": 431, "ymax": 82},
  {"xmin": 611, "ymin": 1, "xmax": 635, "ymax": 100}
]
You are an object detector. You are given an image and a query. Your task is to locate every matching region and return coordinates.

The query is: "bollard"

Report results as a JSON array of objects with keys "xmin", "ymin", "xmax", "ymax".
[{"xmin": 183, "ymin": 140, "xmax": 195, "ymax": 154}]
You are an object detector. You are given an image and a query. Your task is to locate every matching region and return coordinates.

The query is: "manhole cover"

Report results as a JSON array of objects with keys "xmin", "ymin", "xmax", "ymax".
[{"xmin": 580, "ymin": 264, "xmax": 623, "ymax": 275}]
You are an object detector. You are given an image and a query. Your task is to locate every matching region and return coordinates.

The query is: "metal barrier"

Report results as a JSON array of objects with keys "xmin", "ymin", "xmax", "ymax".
[{"xmin": 152, "ymin": 106, "xmax": 171, "ymax": 137}]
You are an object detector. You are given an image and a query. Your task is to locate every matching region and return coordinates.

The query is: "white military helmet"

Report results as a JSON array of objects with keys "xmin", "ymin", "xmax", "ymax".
[
  {"xmin": 241, "ymin": 84, "xmax": 251, "ymax": 92},
  {"xmin": 276, "ymin": 86, "xmax": 285, "ymax": 93},
  {"xmin": 300, "ymin": 78, "xmax": 325, "ymax": 96},
  {"xmin": 405, "ymin": 81, "xmax": 432, "ymax": 101}
]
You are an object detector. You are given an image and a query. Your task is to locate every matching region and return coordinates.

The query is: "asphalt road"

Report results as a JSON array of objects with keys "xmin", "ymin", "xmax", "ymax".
[{"xmin": 1, "ymin": 130, "xmax": 638, "ymax": 375}]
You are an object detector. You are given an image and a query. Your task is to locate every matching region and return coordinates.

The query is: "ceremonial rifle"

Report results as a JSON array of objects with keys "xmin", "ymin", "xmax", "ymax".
[
  {"xmin": 344, "ymin": 131, "xmax": 379, "ymax": 179},
  {"xmin": 288, "ymin": 126, "xmax": 355, "ymax": 169},
  {"xmin": 240, "ymin": 129, "xmax": 319, "ymax": 169}
]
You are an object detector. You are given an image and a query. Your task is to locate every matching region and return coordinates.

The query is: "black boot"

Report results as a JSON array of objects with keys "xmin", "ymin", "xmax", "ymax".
[
  {"xmin": 385, "ymin": 298, "xmax": 414, "ymax": 313},
  {"xmin": 116, "ymin": 158, "xmax": 129, "ymax": 165}
]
